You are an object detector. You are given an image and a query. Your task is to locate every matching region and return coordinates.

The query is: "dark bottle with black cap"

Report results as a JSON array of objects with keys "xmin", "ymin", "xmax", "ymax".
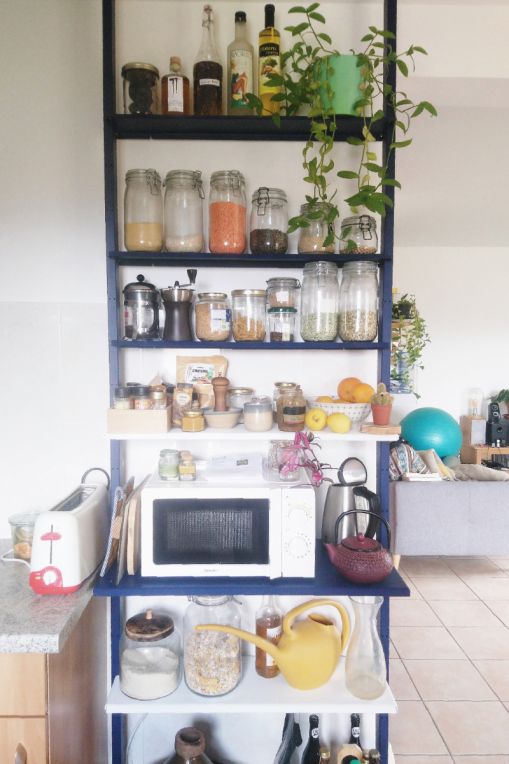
[
  {"xmin": 166, "ymin": 727, "xmax": 213, "ymax": 763},
  {"xmin": 301, "ymin": 715, "xmax": 321, "ymax": 764},
  {"xmin": 227, "ymin": 10, "xmax": 254, "ymax": 115},
  {"xmin": 349, "ymin": 714, "xmax": 363, "ymax": 749}
]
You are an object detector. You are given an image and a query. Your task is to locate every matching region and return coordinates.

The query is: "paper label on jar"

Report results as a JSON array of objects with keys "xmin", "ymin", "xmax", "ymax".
[
  {"xmin": 210, "ymin": 308, "xmax": 231, "ymax": 331},
  {"xmin": 282, "ymin": 406, "xmax": 306, "ymax": 425},
  {"xmin": 167, "ymin": 76, "xmax": 184, "ymax": 112},
  {"xmin": 199, "ymin": 78, "xmax": 220, "ymax": 87}
]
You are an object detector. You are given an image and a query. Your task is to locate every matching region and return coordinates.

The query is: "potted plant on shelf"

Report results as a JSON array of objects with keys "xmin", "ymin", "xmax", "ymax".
[
  {"xmin": 490, "ymin": 389, "xmax": 509, "ymax": 417},
  {"xmin": 246, "ymin": 2, "xmax": 437, "ymax": 249},
  {"xmin": 370, "ymin": 382, "xmax": 393, "ymax": 425},
  {"xmin": 391, "ymin": 292, "xmax": 430, "ymax": 396}
]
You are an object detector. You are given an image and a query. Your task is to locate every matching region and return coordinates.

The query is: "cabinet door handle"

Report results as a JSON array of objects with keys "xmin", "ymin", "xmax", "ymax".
[{"xmin": 15, "ymin": 744, "xmax": 27, "ymax": 764}]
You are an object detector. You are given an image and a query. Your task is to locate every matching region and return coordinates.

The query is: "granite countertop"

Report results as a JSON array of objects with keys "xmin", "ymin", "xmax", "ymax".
[{"xmin": 0, "ymin": 540, "xmax": 94, "ymax": 653}]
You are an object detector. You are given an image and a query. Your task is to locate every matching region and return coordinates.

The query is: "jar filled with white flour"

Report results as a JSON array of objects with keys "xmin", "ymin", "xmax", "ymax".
[{"xmin": 120, "ymin": 609, "xmax": 181, "ymax": 700}]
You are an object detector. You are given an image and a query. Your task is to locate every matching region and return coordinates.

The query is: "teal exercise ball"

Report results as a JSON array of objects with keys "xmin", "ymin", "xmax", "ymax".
[{"xmin": 400, "ymin": 407, "xmax": 462, "ymax": 458}]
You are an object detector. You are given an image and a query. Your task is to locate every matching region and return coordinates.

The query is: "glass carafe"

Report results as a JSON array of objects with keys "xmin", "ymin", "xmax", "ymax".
[{"xmin": 345, "ymin": 596, "xmax": 386, "ymax": 699}]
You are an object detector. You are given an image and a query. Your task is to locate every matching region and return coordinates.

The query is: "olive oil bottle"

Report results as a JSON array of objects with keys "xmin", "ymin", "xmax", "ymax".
[{"xmin": 258, "ymin": 3, "xmax": 281, "ymax": 115}]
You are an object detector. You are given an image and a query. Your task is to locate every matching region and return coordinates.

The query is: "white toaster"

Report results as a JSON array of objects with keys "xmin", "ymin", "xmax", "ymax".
[{"xmin": 29, "ymin": 474, "xmax": 109, "ymax": 595}]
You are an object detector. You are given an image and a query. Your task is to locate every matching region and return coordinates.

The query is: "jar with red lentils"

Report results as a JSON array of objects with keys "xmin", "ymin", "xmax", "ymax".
[{"xmin": 209, "ymin": 170, "xmax": 247, "ymax": 254}]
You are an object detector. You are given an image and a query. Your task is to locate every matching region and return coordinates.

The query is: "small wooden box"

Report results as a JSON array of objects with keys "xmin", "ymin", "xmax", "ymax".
[{"xmin": 107, "ymin": 407, "xmax": 172, "ymax": 434}]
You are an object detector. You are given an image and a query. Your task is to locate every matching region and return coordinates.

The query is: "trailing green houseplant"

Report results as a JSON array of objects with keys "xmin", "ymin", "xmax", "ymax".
[
  {"xmin": 391, "ymin": 293, "xmax": 430, "ymax": 396},
  {"xmin": 246, "ymin": 2, "xmax": 437, "ymax": 248}
]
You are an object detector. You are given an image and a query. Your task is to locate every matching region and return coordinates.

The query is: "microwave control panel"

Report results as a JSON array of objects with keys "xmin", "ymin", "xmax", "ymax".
[{"xmin": 281, "ymin": 487, "xmax": 315, "ymax": 578}]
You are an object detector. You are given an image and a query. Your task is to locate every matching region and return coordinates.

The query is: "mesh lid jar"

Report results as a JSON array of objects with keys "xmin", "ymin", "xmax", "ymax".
[
  {"xmin": 339, "ymin": 214, "xmax": 378, "ymax": 255},
  {"xmin": 164, "ymin": 170, "xmax": 204, "ymax": 253},
  {"xmin": 338, "ymin": 261, "xmax": 379, "ymax": 341},
  {"xmin": 250, "ymin": 187, "xmax": 289, "ymax": 255},
  {"xmin": 297, "ymin": 202, "xmax": 336, "ymax": 254},
  {"xmin": 209, "ymin": 171, "xmax": 247, "ymax": 254}
]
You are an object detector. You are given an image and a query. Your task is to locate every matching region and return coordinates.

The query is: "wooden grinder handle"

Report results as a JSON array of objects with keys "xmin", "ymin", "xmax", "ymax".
[{"xmin": 212, "ymin": 376, "xmax": 230, "ymax": 412}]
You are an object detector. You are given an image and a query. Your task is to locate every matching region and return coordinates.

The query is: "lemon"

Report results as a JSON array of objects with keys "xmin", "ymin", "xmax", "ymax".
[
  {"xmin": 305, "ymin": 407, "xmax": 328, "ymax": 431},
  {"xmin": 327, "ymin": 412, "xmax": 351, "ymax": 434}
]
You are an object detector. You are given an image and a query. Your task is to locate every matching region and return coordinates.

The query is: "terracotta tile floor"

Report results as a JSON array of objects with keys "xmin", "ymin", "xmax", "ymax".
[{"xmin": 390, "ymin": 556, "xmax": 509, "ymax": 763}]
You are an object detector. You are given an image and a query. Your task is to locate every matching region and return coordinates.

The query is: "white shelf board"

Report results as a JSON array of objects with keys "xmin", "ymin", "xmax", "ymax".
[
  {"xmin": 106, "ymin": 658, "xmax": 397, "ymax": 715},
  {"xmin": 107, "ymin": 424, "xmax": 398, "ymax": 442}
]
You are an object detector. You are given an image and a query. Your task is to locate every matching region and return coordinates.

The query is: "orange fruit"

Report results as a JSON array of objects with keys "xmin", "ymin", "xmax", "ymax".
[
  {"xmin": 337, "ymin": 377, "xmax": 361, "ymax": 402},
  {"xmin": 316, "ymin": 395, "xmax": 335, "ymax": 403},
  {"xmin": 352, "ymin": 382, "xmax": 375, "ymax": 403}
]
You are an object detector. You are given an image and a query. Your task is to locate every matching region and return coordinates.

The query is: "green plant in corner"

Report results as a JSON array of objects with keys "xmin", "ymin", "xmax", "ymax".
[
  {"xmin": 391, "ymin": 293, "xmax": 430, "ymax": 397},
  {"xmin": 490, "ymin": 389, "xmax": 509, "ymax": 406},
  {"xmin": 245, "ymin": 3, "xmax": 437, "ymax": 249}
]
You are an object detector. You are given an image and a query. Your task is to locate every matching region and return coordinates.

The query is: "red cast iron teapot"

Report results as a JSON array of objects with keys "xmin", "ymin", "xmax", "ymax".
[{"xmin": 324, "ymin": 506, "xmax": 393, "ymax": 584}]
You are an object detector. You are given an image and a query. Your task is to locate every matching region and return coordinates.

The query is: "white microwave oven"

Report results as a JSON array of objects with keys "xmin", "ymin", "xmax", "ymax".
[{"xmin": 140, "ymin": 475, "xmax": 316, "ymax": 579}]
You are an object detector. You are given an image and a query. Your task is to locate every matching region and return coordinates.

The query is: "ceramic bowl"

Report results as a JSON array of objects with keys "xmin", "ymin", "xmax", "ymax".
[
  {"xmin": 307, "ymin": 399, "xmax": 371, "ymax": 424},
  {"xmin": 203, "ymin": 408, "xmax": 242, "ymax": 429}
]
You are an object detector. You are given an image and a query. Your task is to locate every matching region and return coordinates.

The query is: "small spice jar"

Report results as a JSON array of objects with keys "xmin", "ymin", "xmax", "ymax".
[
  {"xmin": 150, "ymin": 386, "xmax": 168, "ymax": 410},
  {"xmin": 300, "ymin": 261, "xmax": 339, "ymax": 341},
  {"xmin": 132, "ymin": 385, "xmax": 153, "ymax": 410},
  {"xmin": 182, "ymin": 410, "xmax": 205, "ymax": 432},
  {"xmin": 227, "ymin": 387, "xmax": 254, "ymax": 423},
  {"xmin": 164, "ymin": 170, "xmax": 204, "ymax": 252},
  {"xmin": 209, "ymin": 170, "xmax": 247, "ymax": 254},
  {"xmin": 113, "ymin": 386, "xmax": 132, "ymax": 409},
  {"xmin": 297, "ymin": 202, "xmax": 336, "ymax": 254},
  {"xmin": 339, "ymin": 214, "xmax": 378, "ymax": 255},
  {"xmin": 179, "ymin": 451, "xmax": 197, "ymax": 481},
  {"xmin": 158, "ymin": 449, "xmax": 179, "ymax": 481},
  {"xmin": 120, "ymin": 609, "xmax": 181, "ymax": 700},
  {"xmin": 276, "ymin": 385, "xmax": 306, "ymax": 432},
  {"xmin": 121, "ymin": 62, "xmax": 160, "ymax": 115},
  {"xmin": 268, "ymin": 307, "xmax": 297, "ymax": 342},
  {"xmin": 124, "ymin": 169, "xmax": 163, "ymax": 252},
  {"xmin": 338, "ymin": 261, "xmax": 379, "ymax": 341},
  {"xmin": 231, "ymin": 289, "xmax": 266, "ymax": 342},
  {"xmin": 194, "ymin": 292, "xmax": 231, "ymax": 341},
  {"xmin": 243, "ymin": 396, "xmax": 273, "ymax": 432},
  {"xmin": 273, "ymin": 382, "xmax": 299, "ymax": 421},
  {"xmin": 249, "ymin": 187, "xmax": 289, "ymax": 255},
  {"xmin": 266, "ymin": 277, "xmax": 301, "ymax": 308}
]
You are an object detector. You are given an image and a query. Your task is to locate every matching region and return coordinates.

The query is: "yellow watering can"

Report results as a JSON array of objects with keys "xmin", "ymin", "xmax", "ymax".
[{"xmin": 196, "ymin": 598, "xmax": 350, "ymax": 690}]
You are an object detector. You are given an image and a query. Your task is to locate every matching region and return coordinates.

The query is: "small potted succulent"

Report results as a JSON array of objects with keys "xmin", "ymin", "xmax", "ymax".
[{"xmin": 370, "ymin": 383, "xmax": 393, "ymax": 426}]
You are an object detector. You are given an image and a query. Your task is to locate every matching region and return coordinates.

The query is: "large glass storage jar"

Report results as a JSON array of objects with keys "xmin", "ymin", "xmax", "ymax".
[
  {"xmin": 338, "ymin": 261, "xmax": 379, "ymax": 341},
  {"xmin": 164, "ymin": 170, "xmax": 204, "ymax": 252},
  {"xmin": 120, "ymin": 609, "xmax": 181, "ymax": 700},
  {"xmin": 209, "ymin": 170, "xmax": 247, "ymax": 254},
  {"xmin": 184, "ymin": 596, "xmax": 242, "ymax": 696},
  {"xmin": 231, "ymin": 289, "xmax": 266, "ymax": 342},
  {"xmin": 121, "ymin": 62, "xmax": 159, "ymax": 115},
  {"xmin": 300, "ymin": 261, "xmax": 339, "ymax": 341},
  {"xmin": 194, "ymin": 292, "xmax": 231, "ymax": 341},
  {"xmin": 124, "ymin": 169, "xmax": 163, "ymax": 252},
  {"xmin": 297, "ymin": 202, "xmax": 336, "ymax": 254},
  {"xmin": 249, "ymin": 187, "xmax": 289, "ymax": 255},
  {"xmin": 339, "ymin": 214, "xmax": 378, "ymax": 255},
  {"xmin": 266, "ymin": 277, "xmax": 300, "ymax": 308}
]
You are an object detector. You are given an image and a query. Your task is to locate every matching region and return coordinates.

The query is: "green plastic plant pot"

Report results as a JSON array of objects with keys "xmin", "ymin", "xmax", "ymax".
[{"xmin": 319, "ymin": 54, "xmax": 363, "ymax": 116}]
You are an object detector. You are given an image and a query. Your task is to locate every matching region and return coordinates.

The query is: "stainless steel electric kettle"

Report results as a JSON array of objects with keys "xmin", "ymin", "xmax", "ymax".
[{"xmin": 321, "ymin": 457, "xmax": 380, "ymax": 543}]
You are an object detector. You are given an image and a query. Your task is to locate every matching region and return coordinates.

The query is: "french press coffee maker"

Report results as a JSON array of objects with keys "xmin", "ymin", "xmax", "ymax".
[
  {"xmin": 123, "ymin": 274, "xmax": 161, "ymax": 340},
  {"xmin": 161, "ymin": 269, "xmax": 197, "ymax": 341}
]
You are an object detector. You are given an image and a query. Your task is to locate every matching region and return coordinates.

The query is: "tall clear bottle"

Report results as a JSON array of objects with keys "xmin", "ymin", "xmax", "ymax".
[
  {"xmin": 193, "ymin": 4, "xmax": 223, "ymax": 116},
  {"xmin": 258, "ymin": 3, "xmax": 281, "ymax": 116},
  {"xmin": 255, "ymin": 594, "xmax": 283, "ymax": 678},
  {"xmin": 301, "ymin": 715, "xmax": 321, "ymax": 764},
  {"xmin": 227, "ymin": 11, "xmax": 254, "ymax": 116},
  {"xmin": 161, "ymin": 56, "xmax": 190, "ymax": 115}
]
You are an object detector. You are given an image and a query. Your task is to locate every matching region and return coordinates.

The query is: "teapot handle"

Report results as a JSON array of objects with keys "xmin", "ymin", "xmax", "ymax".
[
  {"xmin": 334, "ymin": 509, "xmax": 391, "ymax": 549},
  {"xmin": 282, "ymin": 599, "xmax": 350, "ymax": 652}
]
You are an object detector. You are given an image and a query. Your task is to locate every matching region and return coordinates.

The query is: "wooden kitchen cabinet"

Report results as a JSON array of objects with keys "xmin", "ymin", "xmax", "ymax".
[{"xmin": 0, "ymin": 597, "xmax": 108, "ymax": 764}]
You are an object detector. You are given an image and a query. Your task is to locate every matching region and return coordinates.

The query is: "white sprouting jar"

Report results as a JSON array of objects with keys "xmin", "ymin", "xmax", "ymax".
[
  {"xmin": 300, "ymin": 261, "xmax": 339, "ymax": 341},
  {"xmin": 164, "ymin": 170, "xmax": 204, "ymax": 252},
  {"xmin": 338, "ymin": 261, "xmax": 379, "ymax": 341}
]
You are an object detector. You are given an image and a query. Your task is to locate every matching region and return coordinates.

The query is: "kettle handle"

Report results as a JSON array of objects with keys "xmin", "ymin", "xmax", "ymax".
[
  {"xmin": 353, "ymin": 485, "xmax": 380, "ymax": 538},
  {"xmin": 282, "ymin": 599, "xmax": 350, "ymax": 652},
  {"xmin": 334, "ymin": 509, "xmax": 391, "ymax": 549}
]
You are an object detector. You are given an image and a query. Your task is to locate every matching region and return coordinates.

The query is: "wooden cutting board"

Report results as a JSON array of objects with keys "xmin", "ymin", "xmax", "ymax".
[{"xmin": 360, "ymin": 423, "xmax": 401, "ymax": 435}]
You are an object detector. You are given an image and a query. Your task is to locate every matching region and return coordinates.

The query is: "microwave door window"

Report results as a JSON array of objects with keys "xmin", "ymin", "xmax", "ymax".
[{"xmin": 153, "ymin": 498, "xmax": 270, "ymax": 565}]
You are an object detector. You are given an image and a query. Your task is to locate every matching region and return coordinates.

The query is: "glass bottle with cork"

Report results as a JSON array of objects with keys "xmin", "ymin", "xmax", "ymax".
[
  {"xmin": 301, "ymin": 714, "xmax": 321, "ymax": 764},
  {"xmin": 258, "ymin": 4, "xmax": 281, "ymax": 116},
  {"xmin": 161, "ymin": 56, "xmax": 190, "ymax": 115},
  {"xmin": 227, "ymin": 11, "xmax": 254, "ymax": 116},
  {"xmin": 194, "ymin": 4, "xmax": 223, "ymax": 116},
  {"xmin": 255, "ymin": 594, "xmax": 282, "ymax": 678}
]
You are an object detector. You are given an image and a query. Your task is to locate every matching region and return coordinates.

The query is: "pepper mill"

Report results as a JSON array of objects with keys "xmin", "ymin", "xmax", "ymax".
[{"xmin": 212, "ymin": 376, "xmax": 229, "ymax": 412}]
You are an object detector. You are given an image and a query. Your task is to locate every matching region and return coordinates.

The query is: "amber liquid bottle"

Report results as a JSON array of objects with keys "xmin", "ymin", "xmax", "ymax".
[
  {"xmin": 258, "ymin": 3, "xmax": 281, "ymax": 115},
  {"xmin": 161, "ymin": 56, "xmax": 190, "ymax": 115},
  {"xmin": 255, "ymin": 594, "xmax": 282, "ymax": 678},
  {"xmin": 194, "ymin": 4, "xmax": 223, "ymax": 116}
]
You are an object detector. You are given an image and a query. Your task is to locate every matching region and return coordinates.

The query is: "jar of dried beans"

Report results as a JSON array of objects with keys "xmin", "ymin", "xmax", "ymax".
[
  {"xmin": 231, "ymin": 289, "xmax": 266, "ymax": 342},
  {"xmin": 209, "ymin": 170, "xmax": 247, "ymax": 254},
  {"xmin": 300, "ymin": 261, "xmax": 339, "ymax": 342},
  {"xmin": 249, "ymin": 187, "xmax": 288, "ymax": 255},
  {"xmin": 164, "ymin": 170, "xmax": 204, "ymax": 252},
  {"xmin": 297, "ymin": 201, "xmax": 336, "ymax": 254},
  {"xmin": 194, "ymin": 292, "xmax": 231, "ymax": 341},
  {"xmin": 338, "ymin": 261, "xmax": 379, "ymax": 341},
  {"xmin": 184, "ymin": 596, "xmax": 242, "ymax": 696},
  {"xmin": 339, "ymin": 214, "xmax": 378, "ymax": 255}
]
